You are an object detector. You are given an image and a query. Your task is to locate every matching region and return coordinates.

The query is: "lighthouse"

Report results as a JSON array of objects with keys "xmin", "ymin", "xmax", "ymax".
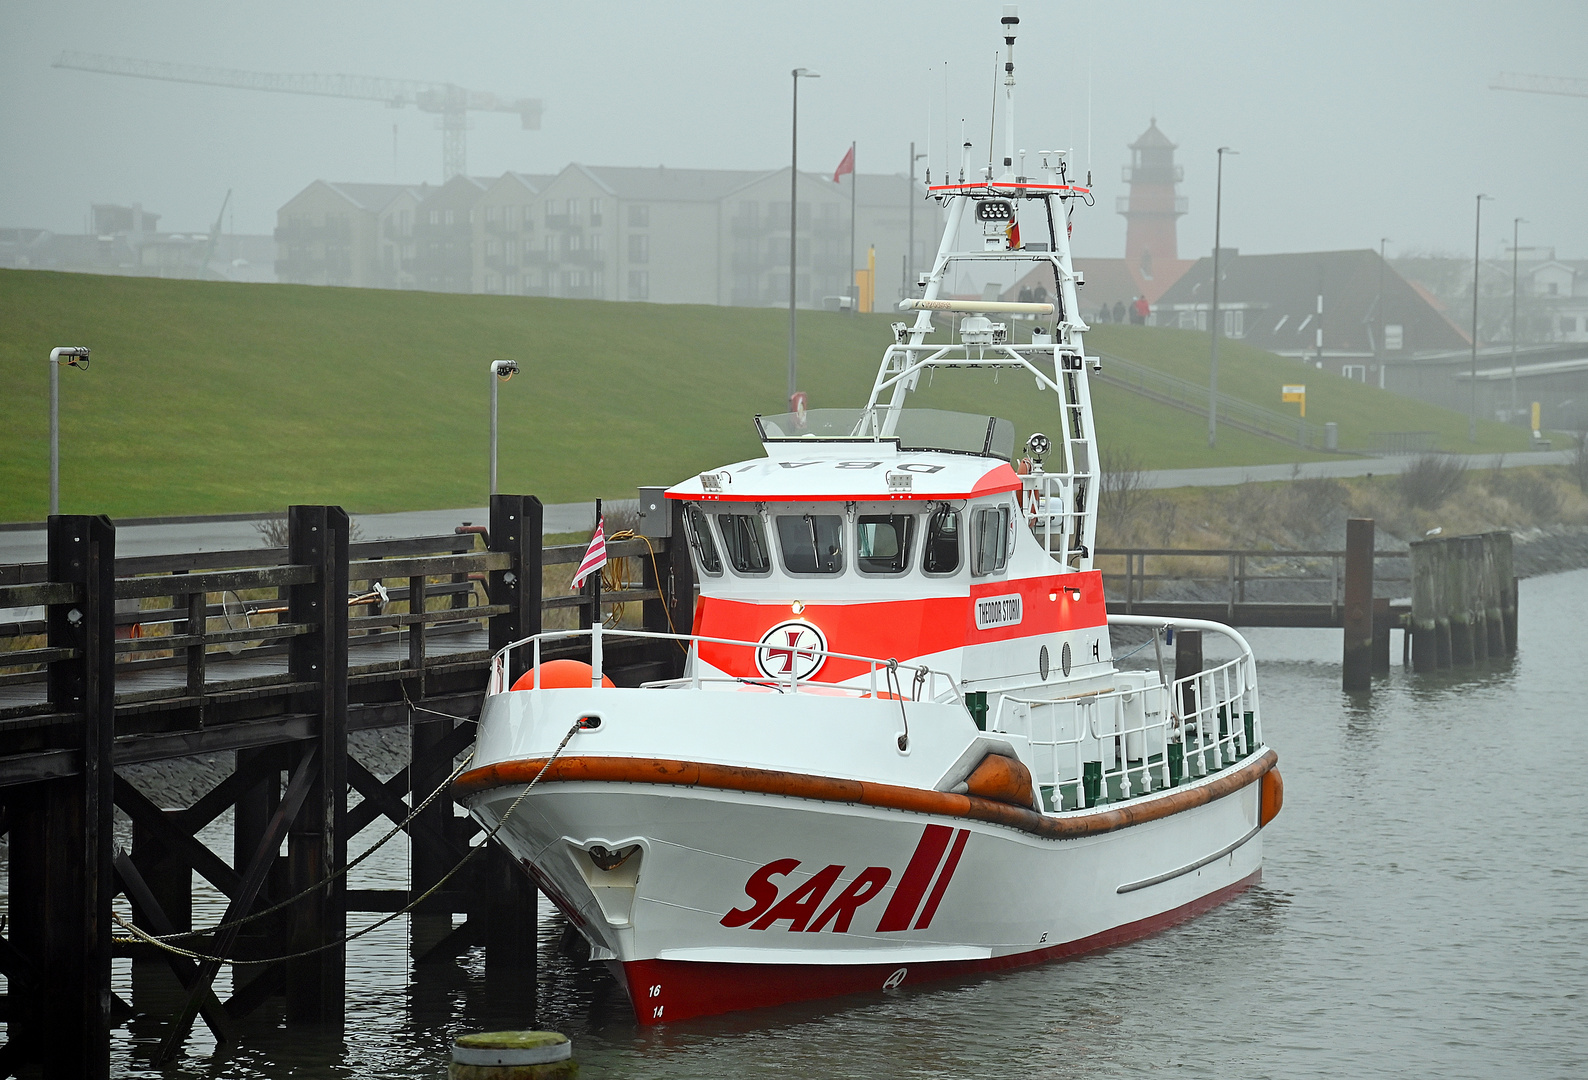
[{"xmin": 1119, "ymin": 119, "xmax": 1187, "ymax": 282}]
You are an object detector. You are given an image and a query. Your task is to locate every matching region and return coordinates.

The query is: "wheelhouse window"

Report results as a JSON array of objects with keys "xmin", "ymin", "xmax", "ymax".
[
  {"xmin": 922, "ymin": 507, "xmax": 961, "ymax": 574},
  {"xmin": 717, "ymin": 513, "xmax": 771, "ymax": 575},
  {"xmin": 684, "ymin": 504, "xmax": 721, "ymax": 576},
  {"xmin": 776, "ymin": 514, "xmax": 843, "ymax": 575},
  {"xmin": 856, "ymin": 514, "xmax": 914, "ymax": 575},
  {"xmin": 972, "ymin": 505, "xmax": 1011, "ymax": 576}
]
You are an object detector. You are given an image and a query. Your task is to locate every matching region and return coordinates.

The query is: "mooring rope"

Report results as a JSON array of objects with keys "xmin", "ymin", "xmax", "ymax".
[
  {"xmin": 123, "ymin": 688, "xmax": 475, "ymax": 944},
  {"xmin": 113, "ymin": 715, "xmax": 585, "ymax": 965}
]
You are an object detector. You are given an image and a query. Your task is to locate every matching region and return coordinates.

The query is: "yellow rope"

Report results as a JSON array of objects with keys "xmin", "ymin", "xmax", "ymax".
[{"xmin": 605, "ymin": 528, "xmax": 687, "ymax": 649}]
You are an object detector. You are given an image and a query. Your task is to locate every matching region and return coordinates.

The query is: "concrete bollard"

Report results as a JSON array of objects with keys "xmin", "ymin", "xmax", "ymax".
[{"xmin": 450, "ymin": 1032, "xmax": 577, "ymax": 1080}]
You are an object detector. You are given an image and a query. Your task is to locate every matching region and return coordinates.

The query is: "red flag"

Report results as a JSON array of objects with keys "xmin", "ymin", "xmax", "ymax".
[
  {"xmin": 1006, "ymin": 219, "xmax": 1022, "ymax": 250},
  {"xmin": 832, "ymin": 144, "xmax": 855, "ymax": 183},
  {"xmin": 571, "ymin": 516, "xmax": 608, "ymax": 591}
]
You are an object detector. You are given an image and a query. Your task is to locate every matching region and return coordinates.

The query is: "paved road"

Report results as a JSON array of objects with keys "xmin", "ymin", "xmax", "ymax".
[
  {"xmin": 0, "ymin": 500, "xmax": 614, "ymax": 565},
  {"xmin": 0, "ymin": 451, "xmax": 1572, "ymax": 564},
  {"xmin": 1139, "ymin": 448, "xmax": 1571, "ymax": 490}
]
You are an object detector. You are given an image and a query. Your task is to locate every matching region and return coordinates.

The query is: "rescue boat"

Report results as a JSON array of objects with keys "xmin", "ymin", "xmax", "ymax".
[{"xmin": 457, "ymin": 8, "xmax": 1281, "ymax": 1025}]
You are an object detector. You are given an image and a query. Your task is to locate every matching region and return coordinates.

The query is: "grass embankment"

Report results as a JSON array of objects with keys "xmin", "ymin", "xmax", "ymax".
[
  {"xmin": 1099, "ymin": 461, "xmax": 1588, "ymax": 553},
  {"xmin": 0, "ymin": 270, "xmax": 1526, "ymax": 521},
  {"xmin": 1086, "ymin": 324, "xmax": 1528, "ymax": 458}
]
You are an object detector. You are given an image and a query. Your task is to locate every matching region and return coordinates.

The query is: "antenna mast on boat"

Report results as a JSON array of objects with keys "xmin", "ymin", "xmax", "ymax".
[{"xmin": 1002, "ymin": 6, "xmax": 1019, "ymax": 178}]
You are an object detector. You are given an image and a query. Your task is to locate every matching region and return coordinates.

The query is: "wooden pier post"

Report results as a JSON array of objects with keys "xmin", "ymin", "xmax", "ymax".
[
  {"xmin": 284, "ymin": 505, "xmax": 350, "ymax": 1025},
  {"xmin": 1341, "ymin": 518, "xmax": 1374, "ymax": 691},
  {"xmin": 1371, "ymin": 597, "xmax": 1392, "ymax": 675},
  {"xmin": 1494, "ymin": 532, "xmax": 1518, "ymax": 655},
  {"xmin": 1483, "ymin": 532, "xmax": 1508, "ymax": 657},
  {"xmin": 1410, "ymin": 540, "xmax": 1439, "ymax": 672},
  {"xmin": 8, "ymin": 515, "xmax": 116, "ymax": 1079},
  {"xmin": 1433, "ymin": 540, "xmax": 1454, "ymax": 668},
  {"xmin": 479, "ymin": 495, "xmax": 542, "ymax": 976},
  {"xmin": 1174, "ymin": 629, "xmax": 1202, "ymax": 716},
  {"xmin": 1468, "ymin": 535, "xmax": 1490, "ymax": 663},
  {"xmin": 1446, "ymin": 538, "xmax": 1474, "ymax": 666}
]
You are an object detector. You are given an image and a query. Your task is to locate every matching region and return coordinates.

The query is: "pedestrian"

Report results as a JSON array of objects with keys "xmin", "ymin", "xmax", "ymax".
[{"xmin": 1112, "ymin": 300, "xmax": 1126, "ymax": 324}]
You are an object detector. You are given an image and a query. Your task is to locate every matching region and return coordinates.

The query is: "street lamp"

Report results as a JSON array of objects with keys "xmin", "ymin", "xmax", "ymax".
[
  {"xmin": 47, "ymin": 346, "xmax": 91, "ymax": 516},
  {"xmin": 489, "ymin": 358, "xmax": 518, "ymax": 495},
  {"xmin": 788, "ymin": 67, "xmax": 819, "ymax": 410},
  {"xmin": 1377, "ymin": 237, "xmax": 1391, "ymax": 367},
  {"xmin": 1207, "ymin": 146, "xmax": 1237, "ymax": 448},
  {"xmin": 1510, "ymin": 216, "xmax": 1527, "ymax": 423},
  {"xmin": 1469, "ymin": 194, "xmax": 1493, "ymax": 443}
]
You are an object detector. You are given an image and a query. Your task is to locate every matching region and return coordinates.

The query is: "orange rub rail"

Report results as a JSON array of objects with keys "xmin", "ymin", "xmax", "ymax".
[{"xmin": 455, "ymin": 749, "xmax": 1279, "ymax": 841}]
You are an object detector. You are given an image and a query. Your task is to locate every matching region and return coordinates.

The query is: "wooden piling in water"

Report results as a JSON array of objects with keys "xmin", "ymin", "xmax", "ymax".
[
  {"xmin": 1483, "ymin": 532, "xmax": 1508, "ymax": 657},
  {"xmin": 1446, "ymin": 538, "xmax": 1475, "ymax": 666},
  {"xmin": 1409, "ymin": 531, "xmax": 1519, "ymax": 673},
  {"xmin": 1493, "ymin": 532, "xmax": 1518, "ymax": 655},
  {"xmin": 1371, "ymin": 597, "xmax": 1392, "ymax": 675},
  {"xmin": 1174, "ymin": 629, "xmax": 1202, "ymax": 717},
  {"xmin": 285, "ymin": 505, "xmax": 351, "ymax": 1024},
  {"xmin": 1410, "ymin": 539, "xmax": 1439, "ymax": 672},
  {"xmin": 9, "ymin": 515, "xmax": 118, "ymax": 1079},
  {"xmin": 1341, "ymin": 518, "xmax": 1374, "ymax": 691}
]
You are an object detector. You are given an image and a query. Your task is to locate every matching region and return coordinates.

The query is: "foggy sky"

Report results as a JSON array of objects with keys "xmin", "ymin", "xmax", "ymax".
[{"xmin": 2, "ymin": 0, "xmax": 1584, "ymax": 262}]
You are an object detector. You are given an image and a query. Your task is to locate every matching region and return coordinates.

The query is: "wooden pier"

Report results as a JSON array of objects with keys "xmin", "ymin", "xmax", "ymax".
[
  {"xmin": 0, "ymin": 496, "xmax": 693, "ymax": 1078},
  {"xmin": 1099, "ymin": 520, "xmax": 1519, "ymax": 688}
]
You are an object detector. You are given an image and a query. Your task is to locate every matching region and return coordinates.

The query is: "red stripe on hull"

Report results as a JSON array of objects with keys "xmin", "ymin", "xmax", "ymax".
[{"xmin": 619, "ymin": 867, "xmax": 1262, "ymax": 1026}]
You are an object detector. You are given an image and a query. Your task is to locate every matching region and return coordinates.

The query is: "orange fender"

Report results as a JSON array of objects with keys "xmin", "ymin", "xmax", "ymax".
[{"xmin": 1259, "ymin": 767, "xmax": 1284, "ymax": 827}]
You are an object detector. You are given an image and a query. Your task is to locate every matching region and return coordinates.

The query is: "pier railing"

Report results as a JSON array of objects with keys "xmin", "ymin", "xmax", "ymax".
[{"xmin": 1096, "ymin": 545, "xmax": 1411, "ymax": 625}]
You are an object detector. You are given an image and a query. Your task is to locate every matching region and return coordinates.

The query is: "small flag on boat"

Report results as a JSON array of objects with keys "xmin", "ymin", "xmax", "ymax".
[
  {"xmin": 1006, "ymin": 218, "xmax": 1022, "ymax": 250},
  {"xmin": 832, "ymin": 143, "xmax": 855, "ymax": 182},
  {"xmin": 571, "ymin": 516, "xmax": 608, "ymax": 591}
]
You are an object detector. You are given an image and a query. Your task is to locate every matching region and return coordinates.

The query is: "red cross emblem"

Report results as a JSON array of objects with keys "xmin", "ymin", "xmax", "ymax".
[{"xmin": 755, "ymin": 620, "xmax": 827, "ymax": 681}]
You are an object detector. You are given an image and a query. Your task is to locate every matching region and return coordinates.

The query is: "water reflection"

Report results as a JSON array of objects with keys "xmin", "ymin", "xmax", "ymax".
[{"xmin": 101, "ymin": 570, "xmax": 1588, "ymax": 1079}]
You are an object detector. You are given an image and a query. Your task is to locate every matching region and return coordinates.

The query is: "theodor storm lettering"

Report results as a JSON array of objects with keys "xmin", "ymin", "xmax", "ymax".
[{"xmin": 975, "ymin": 593, "xmax": 1023, "ymax": 629}]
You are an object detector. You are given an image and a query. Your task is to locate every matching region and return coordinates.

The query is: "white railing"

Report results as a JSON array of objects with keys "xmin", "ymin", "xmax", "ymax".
[
  {"xmin": 989, "ymin": 617, "xmax": 1263, "ymax": 811},
  {"xmin": 1020, "ymin": 469, "xmax": 1092, "ymax": 568},
  {"xmin": 486, "ymin": 627, "xmax": 962, "ymax": 707}
]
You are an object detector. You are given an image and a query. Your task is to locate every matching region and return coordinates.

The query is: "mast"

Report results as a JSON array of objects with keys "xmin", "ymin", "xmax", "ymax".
[{"xmin": 1001, "ymin": 7, "xmax": 1019, "ymax": 178}]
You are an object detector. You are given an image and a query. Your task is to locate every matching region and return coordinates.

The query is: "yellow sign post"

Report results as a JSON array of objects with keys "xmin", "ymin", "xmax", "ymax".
[{"xmin": 1282, "ymin": 384, "xmax": 1306, "ymax": 418}]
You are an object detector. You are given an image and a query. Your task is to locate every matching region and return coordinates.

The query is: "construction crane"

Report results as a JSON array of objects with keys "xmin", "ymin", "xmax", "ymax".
[
  {"xmin": 53, "ymin": 51, "xmax": 543, "ymax": 181},
  {"xmin": 1490, "ymin": 72, "xmax": 1588, "ymax": 100}
]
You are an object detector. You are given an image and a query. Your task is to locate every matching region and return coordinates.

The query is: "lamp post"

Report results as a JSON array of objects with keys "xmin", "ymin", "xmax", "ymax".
[
  {"xmin": 1377, "ymin": 237, "xmax": 1391, "ymax": 369},
  {"xmin": 1510, "ymin": 216, "xmax": 1527, "ymax": 423},
  {"xmin": 1207, "ymin": 146, "xmax": 1236, "ymax": 448},
  {"xmin": 1469, "ymin": 194, "xmax": 1493, "ymax": 443},
  {"xmin": 489, "ymin": 358, "xmax": 518, "ymax": 495},
  {"xmin": 788, "ymin": 67, "xmax": 819, "ymax": 409},
  {"xmin": 47, "ymin": 346, "xmax": 91, "ymax": 516}
]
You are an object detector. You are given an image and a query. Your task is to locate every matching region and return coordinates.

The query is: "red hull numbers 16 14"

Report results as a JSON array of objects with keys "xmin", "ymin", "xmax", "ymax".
[{"xmin": 720, "ymin": 824, "xmax": 971, "ymax": 934}]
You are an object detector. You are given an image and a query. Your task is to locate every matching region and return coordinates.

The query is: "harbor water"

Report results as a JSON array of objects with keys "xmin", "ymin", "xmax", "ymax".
[{"xmin": 107, "ymin": 569, "xmax": 1588, "ymax": 1078}]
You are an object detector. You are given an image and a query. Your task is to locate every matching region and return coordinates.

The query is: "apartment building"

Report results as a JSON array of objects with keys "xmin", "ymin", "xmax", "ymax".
[{"xmin": 275, "ymin": 164, "xmax": 930, "ymax": 308}]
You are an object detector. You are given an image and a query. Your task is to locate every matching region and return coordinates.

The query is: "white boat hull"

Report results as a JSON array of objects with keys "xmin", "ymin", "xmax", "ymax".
[{"xmin": 465, "ymin": 764, "xmax": 1268, "ymax": 1024}]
